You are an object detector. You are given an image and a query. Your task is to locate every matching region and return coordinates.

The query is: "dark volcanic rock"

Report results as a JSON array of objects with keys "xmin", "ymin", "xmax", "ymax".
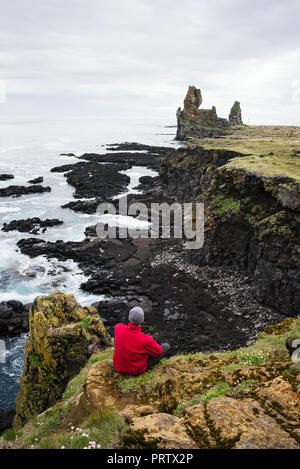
[
  {"xmin": 106, "ymin": 142, "xmax": 173, "ymax": 155},
  {"xmin": 2, "ymin": 217, "xmax": 64, "ymax": 235},
  {"xmin": 52, "ymin": 143, "xmax": 172, "ymax": 209},
  {"xmin": 16, "ymin": 203, "xmax": 282, "ymax": 355},
  {"xmin": 135, "ymin": 176, "xmax": 160, "ymax": 192},
  {"xmin": 27, "ymin": 176, "xmax": 43, "ymax": 184},
  {"xmin": 229, "ymin": 101, "xmax": 243, "ymax": 126},
  {"xmin": 0, "ymin": 408, "xmax": 16, "ymax": 434},
  {"xmin": 78, "ymin": 152, "xmax": 160, "ymax": 170},
  {"xmin": 51, "ymin": 161, "xmax": 130, "ymax": 199},
  {"xmin": 76, "ymin": 143, "xmax": 172, "ymax": 170},
  {"xmin": 0, "ymin": 300, "xmax": 30, "ymax": 336},
  {"xmin": 0, "ymin": 174, "xmax": 14, "ymax": 181},
  {"xmin": 61, "ymin": 199, "xmax": 101, "ymax": 214},
  {"xmin": 0, "ymin": 185, "xmax": 51, "ymax": 198}
]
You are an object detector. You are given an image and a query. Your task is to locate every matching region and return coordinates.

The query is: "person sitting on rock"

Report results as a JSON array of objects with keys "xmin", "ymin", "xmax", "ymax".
[{"xmin": 113, "ymin": 306, "xmax": 170, "ymax": 376}]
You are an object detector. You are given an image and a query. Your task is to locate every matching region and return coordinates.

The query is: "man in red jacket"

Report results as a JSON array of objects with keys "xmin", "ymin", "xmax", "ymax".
[{"xmin": 113, "ymin": 306, "xmax": 170, "ymax": 375}]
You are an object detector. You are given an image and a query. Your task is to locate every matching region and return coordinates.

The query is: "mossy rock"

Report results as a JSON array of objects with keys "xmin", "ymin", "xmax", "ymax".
[{"xmin": 14, "ymin": 291, "xmax": 111, "ymax": 429}]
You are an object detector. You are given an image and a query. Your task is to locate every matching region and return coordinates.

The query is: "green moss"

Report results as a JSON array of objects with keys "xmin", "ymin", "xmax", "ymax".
[
  {"xmin": 180, "ymin": 116, "xmax": 223, "ymax": 132},
  {"xmin": 80, "ymin": 315, "xmax": 92, "ymax": 330},
  {"xmin": 201, "ymin": 382, "xmax": 231, "ymax": 403},
  {"xmin": 30, "ymin": 354, "xmax": 41, "ymax": 368},
  {"xmin": 210, "ymin": 194, "xmax": 241, "ymax": 215},
  {"xmin": 206, "ymin": 163, "xmax": 215, "ymax": 172}
]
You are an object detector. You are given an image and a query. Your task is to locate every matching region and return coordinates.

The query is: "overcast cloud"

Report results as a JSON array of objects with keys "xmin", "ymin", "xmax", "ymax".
[{"xmin": 0, "ymin": 0, "xmax": 299, "ymax": 124}]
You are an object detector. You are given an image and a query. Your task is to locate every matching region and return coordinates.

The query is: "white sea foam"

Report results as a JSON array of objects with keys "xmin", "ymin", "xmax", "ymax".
[{"xmin": 0, "ymin": 207, "xmax": 21, "ymax": 213}]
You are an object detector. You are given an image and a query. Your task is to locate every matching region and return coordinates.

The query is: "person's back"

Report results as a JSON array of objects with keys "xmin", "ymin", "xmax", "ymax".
[{"xmin": 113, "ymin": 307, "xmax": 170, "ymax": 376}]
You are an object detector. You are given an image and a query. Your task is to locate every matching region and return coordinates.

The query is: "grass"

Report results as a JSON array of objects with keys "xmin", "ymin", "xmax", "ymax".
[
  {"xmin": 37, "ymin": 407, "xmax": 126, "ymax": 450},
  {"xmin": 173, "ymin": 378, "xmax": 260, "ymax": 416},
  {"xmin": 2, "ymin": 429, "xmax": 16, "ymax": 442},
  {"xmin": 224, "ymin": 154, "xmax": 300, "ymax": 182},
  {"xmin": 117, "ymin": 370, "xmax": 160, "ymax": 394},
  {"xmin": 198, "ymin": 125, "xmax": 300, "ymax": 181},
  {"xmin": 236, "ymin": 350, "xmax": 272, "ymax": 366},
  {"xmin": 180, "ymin": 116, "xmax": 223, "ymax": 132},
  {"xmin": 201, "ymin": 382, "xmax": 231, "ymax": 403}
]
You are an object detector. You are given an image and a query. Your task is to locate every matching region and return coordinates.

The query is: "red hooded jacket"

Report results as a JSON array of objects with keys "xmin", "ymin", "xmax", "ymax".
[{"xmin": 113, "ymin": 323, "xmax": 163, "ymax": 375}]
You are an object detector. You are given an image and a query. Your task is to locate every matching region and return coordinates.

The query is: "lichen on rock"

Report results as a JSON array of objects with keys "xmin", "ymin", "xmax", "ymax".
[{"xmin": 13, "ymin": 290, "xmax": 111, "ymax": 429}]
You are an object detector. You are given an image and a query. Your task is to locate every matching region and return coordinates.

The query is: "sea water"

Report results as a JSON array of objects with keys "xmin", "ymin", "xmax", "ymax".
[{"xmin": 0, "ymin": 116, "xmax": 178, "ymax": 409}]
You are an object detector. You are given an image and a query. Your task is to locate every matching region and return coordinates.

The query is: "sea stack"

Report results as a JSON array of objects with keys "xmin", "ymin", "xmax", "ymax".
[
  {"xmin": 176, "ymin": 85, "xmax": 228, "ymax": 140},
  {"xmin": 176, "ymin": 86, "xmax": 244, "ymax": 140},
  {"xmin": 229, "ymin": 101, "xmax": 243, "ymax": 126}
]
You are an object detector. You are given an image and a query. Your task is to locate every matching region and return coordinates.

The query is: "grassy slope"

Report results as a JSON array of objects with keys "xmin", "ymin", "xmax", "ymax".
[
  {"xmin": 1, "ymin": 318, "xmax": 299, "ymax": 449},
  {"xmin": 198, "ymin": 125, "xmax": 300, "ymax": 181}
]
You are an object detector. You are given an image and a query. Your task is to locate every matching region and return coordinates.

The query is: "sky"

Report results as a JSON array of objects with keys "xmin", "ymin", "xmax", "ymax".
[{"xmin": 0, "ymin": 0, "xmax": 300, "ymax": 125}]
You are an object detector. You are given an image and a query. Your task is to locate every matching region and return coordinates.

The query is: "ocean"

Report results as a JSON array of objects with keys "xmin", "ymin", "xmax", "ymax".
[{"xmin": 0, "ymin": 116, "xmax": 178, "ymax": 409}]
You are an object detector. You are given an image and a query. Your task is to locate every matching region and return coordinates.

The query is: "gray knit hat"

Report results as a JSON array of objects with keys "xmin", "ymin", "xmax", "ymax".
[{"xmin": 129, "ymin": 306, "xmax": 144, "ymax": 325}]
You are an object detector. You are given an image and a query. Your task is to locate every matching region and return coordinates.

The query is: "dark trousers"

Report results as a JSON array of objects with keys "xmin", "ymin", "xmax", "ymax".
[{"xmin": 146, "ymin": 343, "xmax": 170, "ymax": 371}]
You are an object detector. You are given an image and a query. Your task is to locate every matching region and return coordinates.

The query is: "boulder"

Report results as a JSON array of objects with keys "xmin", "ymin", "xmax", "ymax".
[
  {"xmin": 0, "ymin": 300, "xmax": 30, "ymax": 336},
  {"xmin": 27, "ymin": 177, "xmax": 43, "ymax": 184},
  {"xmin": 0, "ymin": 185, "xmax": 51, "ymax": 198},
  {"xmin": 2, "ymin": 218, "xmax": 64, "ymax": 235}
]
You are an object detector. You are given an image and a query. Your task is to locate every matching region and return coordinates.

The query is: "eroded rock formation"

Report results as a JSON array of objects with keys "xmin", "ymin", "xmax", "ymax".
[
  {"xmin": 176, "ymin": 86, "xmax": 243, "ymax": 140},
  {"xmin": 229, "ymin": 101, "xmax": 243, "ymax": 126},
  {"xmin": 13, "ymin": 291, "xmax": 111, "ymax": 429}
]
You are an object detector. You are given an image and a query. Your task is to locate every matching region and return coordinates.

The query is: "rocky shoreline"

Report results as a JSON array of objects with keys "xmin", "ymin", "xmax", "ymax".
[
  {"xmin": 2, "ymin": 218, "xmax": 64, "ymax": 235},
  {"xmin": 11, "ymin": 140, "xmax": 294, "ymax": 356}
]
